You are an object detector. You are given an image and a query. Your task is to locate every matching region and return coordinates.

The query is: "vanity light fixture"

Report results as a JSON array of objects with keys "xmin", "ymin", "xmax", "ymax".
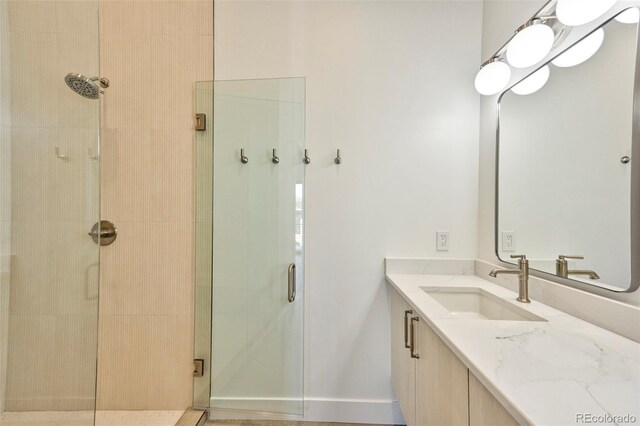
[
  {"xmin": 506, "ymin": 19, "xmax": 555, "ymax": 68},
  {"xmin": 474, "ymin": 0, "xmax": 617, "ymax": 96},
  {"xmin": 551, "ymin": 28, "xmax": 604, "ymax": 67},
  {"xmin": 615, "ymin": 7, "xmax": 640, "ymax": 24},
  {"xmin": 474, "ymin": 58, "xmax": 511, "ymax": 96},
  {"xmin": 556, "ymin": 0, "xmax": 617, "ymax": 26},
  {"xmin": 511, "ymin": 66, "xmax": 550, "ymax": 95}
]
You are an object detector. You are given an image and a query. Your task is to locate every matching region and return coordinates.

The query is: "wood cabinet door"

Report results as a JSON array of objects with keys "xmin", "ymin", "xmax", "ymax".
[
  {"xmin": 469, "ymin": 373, "xmax": 518, "ymax": 426},
  {"xmin": 390, "ymin": 288, "xmax": 416, "ymax": 426},
  {"xmin": 415, "ymin": 319, "xmax": 469, "ymax": 426}
]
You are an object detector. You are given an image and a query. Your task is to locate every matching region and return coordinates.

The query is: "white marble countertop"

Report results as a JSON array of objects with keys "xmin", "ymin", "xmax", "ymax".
[{"xmin": 386, "ymin": 272, "xmax": 640, "ymax": 426}]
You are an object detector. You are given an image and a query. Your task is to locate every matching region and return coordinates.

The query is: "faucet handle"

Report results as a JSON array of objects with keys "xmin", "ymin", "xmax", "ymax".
[
  {"xmin": 558, "ymin": 255, "xmax": 584, "ymax": 261},
  {"xmin": 510, "ymin": 254, "xmax": 527, "ymax": 260}
]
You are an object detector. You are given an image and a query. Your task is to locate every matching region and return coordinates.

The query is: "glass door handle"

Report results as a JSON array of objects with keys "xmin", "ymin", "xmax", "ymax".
[{"xmin": 288, "ymin": 263, "xmax": 296, "ymax": 302}]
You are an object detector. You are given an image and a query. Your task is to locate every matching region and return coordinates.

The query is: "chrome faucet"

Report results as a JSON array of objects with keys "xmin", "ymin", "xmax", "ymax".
[
  {"xmin": 556, "ymin": 255, "xmax": 600, "ymax": 280},
  {"xmin": 489, "ymin": 254, "xmax": 530, "ymax": 303}
]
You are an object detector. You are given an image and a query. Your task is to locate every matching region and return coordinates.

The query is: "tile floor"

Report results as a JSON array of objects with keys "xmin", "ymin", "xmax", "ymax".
[{"xmin": 208, "ymin": 421, "xmax": 390, "ymax": 426}]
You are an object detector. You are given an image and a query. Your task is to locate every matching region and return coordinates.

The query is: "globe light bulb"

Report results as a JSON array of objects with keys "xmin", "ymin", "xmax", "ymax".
[
  {"xmin": 556, "ymin": 0, "xmax": 617, "ymax": 26},
  {"xmin": 506, "ymin": 22, "xmax": 555, "ymax": 68},
  {"xmin": 615, "ymin": 8, "xmax": 640, "ymax": 24},
  {"xmin": 474, "ymin": 60, "xmax": 511, "ymax": 96},
  {"xmin": 511, "ymin": 66, "xmax": 550, "ymax": 95},
  {"xmin": 552, "ymin": 28, "xmax": 604, "ymax": 68}
]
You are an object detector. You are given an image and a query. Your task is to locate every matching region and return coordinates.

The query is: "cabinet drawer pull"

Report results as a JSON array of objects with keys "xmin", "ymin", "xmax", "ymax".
[
  {"xmin": 410, "ymin": 316, "xmax": 420, "ymax": 359},
  {"xmin": 404, "ymin": 309, "xmax": 413, "ymax": 348}
]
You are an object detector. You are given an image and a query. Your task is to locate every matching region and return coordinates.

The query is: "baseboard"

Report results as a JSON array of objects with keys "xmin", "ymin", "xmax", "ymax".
[
  {"xmin": 305, "ymin": 398, "xmax": 403, "ymax": 424},
  {"xmin": 209, "ymin": 397, "xmax": 303, "ymax": 420},
  {"xmin": 209, "ymin": 397, "xmax": 404, "ymax": 424}
]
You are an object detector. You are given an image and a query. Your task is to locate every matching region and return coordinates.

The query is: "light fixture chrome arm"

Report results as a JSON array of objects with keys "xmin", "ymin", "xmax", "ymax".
[
  {"xmin": 474, "ymin": 0, "xmax": 569, "ymax": 95},
  {"xmin": 479, "ymin": 0, "xmax": 559, "ymax": 67}
]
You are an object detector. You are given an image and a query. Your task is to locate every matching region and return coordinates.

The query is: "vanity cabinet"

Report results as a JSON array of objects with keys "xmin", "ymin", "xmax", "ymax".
[
  {"xmin": 468, "ymin": 374, "xmax": 518, "ymax": 426},
  {"xmin": 390, "ymin": 287, "xmax": 517, "ymax": 426},
  {"xmin": 415, "ymin": 318, "xmax": 469, "ymax": 426},
  {"xmin": 391, "ymin": 289, "xmax": 468, "ymax": 426},
  {"xmin": 391, "ymin": 288, "xmax": 417, "ymax": 425}
]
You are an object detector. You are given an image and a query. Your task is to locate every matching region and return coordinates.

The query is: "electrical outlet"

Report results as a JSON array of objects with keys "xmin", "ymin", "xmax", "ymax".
[
  {"xmin": 436, "ymin": 231, "xmax": 449, "ymax": 252},
  {"xmin": 502, "ymin": 231, "xmax": 515, "ymax": 252}
]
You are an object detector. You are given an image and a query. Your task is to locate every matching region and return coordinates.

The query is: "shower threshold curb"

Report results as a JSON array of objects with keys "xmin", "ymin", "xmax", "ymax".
[{"xmin": 176, "ymin": 408, "xmax": 207, "ymax": 426}]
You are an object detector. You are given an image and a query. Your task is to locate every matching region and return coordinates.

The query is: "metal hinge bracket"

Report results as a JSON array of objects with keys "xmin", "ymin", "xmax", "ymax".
[
  {"xmin": 193, "ymin": 359, "xmax": 204, "ymax": 377},
  {"xmin": 195, "ymin": 113, "xmax": 206, "ymax": 131}
]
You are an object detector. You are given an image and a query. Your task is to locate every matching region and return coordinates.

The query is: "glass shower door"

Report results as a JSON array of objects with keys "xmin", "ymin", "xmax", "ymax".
[
  {"xmin": 0, "ymin": 0, "xmax": 101, "ymax": 424},
  {"xmin": 210, "ymin": 78, "xmax": 305, "ymax": 417}
]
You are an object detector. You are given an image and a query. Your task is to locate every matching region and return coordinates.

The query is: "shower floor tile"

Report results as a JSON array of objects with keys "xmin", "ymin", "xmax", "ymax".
[
  {"xmin": 96, "ymin": 410, "xmax": 185, "ymax": 425},
  {"xmin": 0, "ymin": 410, "xmax": 93, "ymax": 425},
  {"xmin": 0, "ymin": 410, "xmax": 184, "ymax": 426}
]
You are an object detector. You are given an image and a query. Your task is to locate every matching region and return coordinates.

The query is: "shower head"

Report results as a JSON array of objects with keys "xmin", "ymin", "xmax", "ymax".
[{"xmin": 64, "ymin": 73, "xmax": 109, "ymax": 99}]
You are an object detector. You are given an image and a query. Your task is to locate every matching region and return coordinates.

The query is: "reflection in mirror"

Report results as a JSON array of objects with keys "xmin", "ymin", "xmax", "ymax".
[{"xmin": 497, "ymin": 11, "xmax": 638, "ymax": 291}]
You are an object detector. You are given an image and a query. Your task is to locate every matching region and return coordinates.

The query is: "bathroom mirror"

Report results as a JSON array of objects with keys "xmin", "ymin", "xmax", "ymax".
[{"xmin": 497, "ymin": 10, "xmax": 639, "ymax": 291}]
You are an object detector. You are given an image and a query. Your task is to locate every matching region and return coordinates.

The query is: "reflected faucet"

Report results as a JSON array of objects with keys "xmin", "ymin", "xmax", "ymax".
[
  {"xmin": 556, "ymin": 255, "xmax": 600, "ymax": 280},
  {"xmin": 489, "ymin": 254, "xmax": 530, "ymax": 303}
]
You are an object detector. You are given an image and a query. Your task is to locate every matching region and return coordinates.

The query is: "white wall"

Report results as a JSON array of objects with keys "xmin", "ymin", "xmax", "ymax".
[
  {"xmin": 215, "ymin": 1, "xmax": 483, "ymax": 422},
  {"xmin": 478, "ymin": 1, "xmax": 640, "ymax": 308}
]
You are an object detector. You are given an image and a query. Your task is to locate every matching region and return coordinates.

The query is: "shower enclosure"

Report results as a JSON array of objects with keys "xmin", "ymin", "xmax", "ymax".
[
  {"xmin": 194, "ymin": 78, "xmax": 306, "ymax": 419},
  {"xmin": 0, "ymin": 0, "xmax": 102, "ymax": 424}
]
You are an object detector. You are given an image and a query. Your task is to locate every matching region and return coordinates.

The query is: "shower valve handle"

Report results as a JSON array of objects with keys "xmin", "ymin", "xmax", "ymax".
[
  {"xmin": 88, "ymin": 228, "xmax": 114, "ymax": 238},
  {"xmin": 89, "ymin": 220, "xmax": 117, "ymax": 246}
]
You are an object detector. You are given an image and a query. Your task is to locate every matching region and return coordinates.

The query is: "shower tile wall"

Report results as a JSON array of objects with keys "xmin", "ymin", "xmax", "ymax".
[
  {"xmin": 2, "ymin": 0, "xmax": 101, "ymax": 411},
  {"xmin": 0, "ymin": 0, "xmax": 11, "ymax": 413},
  {"xmin": 97, "ymin": 0, "xmax": 213, "ymax": 410}
]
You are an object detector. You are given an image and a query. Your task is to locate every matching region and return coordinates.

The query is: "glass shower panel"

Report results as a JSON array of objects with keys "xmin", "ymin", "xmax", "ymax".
[
  {"xmin": 0, "ymin": 0, "xmax": 101, "ymax": 424},
  {"xmin": 211, "ymin": 78, "xmax": 305, "ymax": 417},
  {"xmin": 193, "ymin": 81, "xmax": 213, "ymax": 409}
]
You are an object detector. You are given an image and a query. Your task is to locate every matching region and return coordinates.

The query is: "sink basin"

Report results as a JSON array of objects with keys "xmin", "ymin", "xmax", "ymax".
[{"xmin": 421, "ymin": 287, "xmax": 546, "ymax": 322}]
